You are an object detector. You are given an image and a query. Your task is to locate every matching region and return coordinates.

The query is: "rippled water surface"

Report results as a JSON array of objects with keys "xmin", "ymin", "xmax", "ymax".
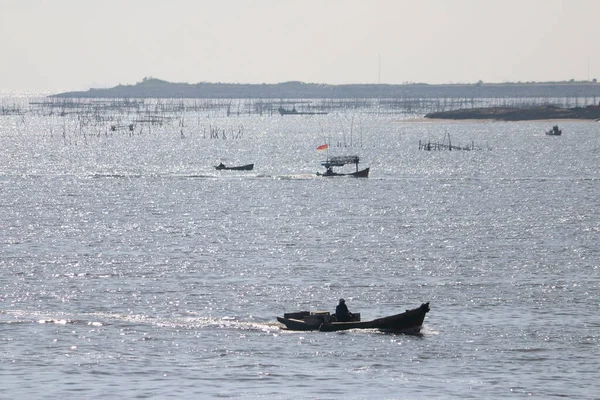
[{"xmin": 1, "ymin": 97, "xmax": 599, "ymax": 399}]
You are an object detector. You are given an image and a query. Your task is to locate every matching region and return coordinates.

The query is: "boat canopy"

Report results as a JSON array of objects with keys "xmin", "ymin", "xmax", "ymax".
[{"xmin": 321, "ymin": 155, "xmax": 360, "ymax": 167}]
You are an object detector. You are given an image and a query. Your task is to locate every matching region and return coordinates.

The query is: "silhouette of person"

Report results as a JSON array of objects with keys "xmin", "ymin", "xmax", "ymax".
[{"xmin": 335, "ymin": 298, "xmax": 353, "ymax": 322}]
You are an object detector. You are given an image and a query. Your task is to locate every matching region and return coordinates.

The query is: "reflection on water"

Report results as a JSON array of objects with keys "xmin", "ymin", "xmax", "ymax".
[{"xmin": 1, "ymin": 98, "xmax": 599, "ymax": 399}]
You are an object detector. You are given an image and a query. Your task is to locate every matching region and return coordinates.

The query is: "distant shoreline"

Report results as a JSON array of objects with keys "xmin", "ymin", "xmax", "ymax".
[
  {"xmin": 49, "ymin": 78, "xmax": 600, "ymax": 100},
  {"xmin": 424, "ymin": 105, "xmax": 600, "ymax": 121},
  {"xmin": 400, "ymin": 117, "xmax": 596, "ymax": 124}
]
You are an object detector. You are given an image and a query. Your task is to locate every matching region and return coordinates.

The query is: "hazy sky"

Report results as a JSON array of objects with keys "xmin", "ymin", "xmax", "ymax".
[{"xmin": 2, "ymin": 0, "xmax": 599, "ymax": 92}]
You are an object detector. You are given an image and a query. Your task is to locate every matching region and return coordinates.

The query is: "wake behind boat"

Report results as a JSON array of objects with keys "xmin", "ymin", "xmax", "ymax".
[
  {"xmin": 215, "ymin": 163, "xmax": 254, "ymax": 171},
  {"xmin": 277, "ymin": 302, "xmax": 430, "ymax": 334}
]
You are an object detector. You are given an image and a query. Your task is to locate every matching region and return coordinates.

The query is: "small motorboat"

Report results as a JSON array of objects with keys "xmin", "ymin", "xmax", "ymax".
[
  {"xmin": 278, "ymin": 106, "xmax": 327, "ymax": 115},
  {"xmin": 545, "ymin": 125, "xmax": 562, "ymax": 136},
  {"xmin": 316, "ymin": 155, "xmax": 370, "ymax": 178},
  {"xmin": 214, "ymin": 163, "xmax": 254, "ymax": 171},
  {"xmin": 277, "ymin": 302, "xmax": 430, "ymax": 334}
]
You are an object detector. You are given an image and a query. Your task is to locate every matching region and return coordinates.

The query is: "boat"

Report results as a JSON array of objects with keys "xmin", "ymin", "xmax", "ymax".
[
  {"xmin": 317, "ymin": 155, "xmax": 370, "ymax": 178},
  {"xmin": 278, "ymin": 106, "xmax": 327, "ymax": 116},
  {"xmin": 546, "ymin": 125, "xmax": 562, "ymax": 136},
  {"xmin": 277, "ymin": 302, "xmax": 430, "ymax": 334},
  {"xmin": 215, "ymin": 163, "xmax": 254, "ymax": 171}
]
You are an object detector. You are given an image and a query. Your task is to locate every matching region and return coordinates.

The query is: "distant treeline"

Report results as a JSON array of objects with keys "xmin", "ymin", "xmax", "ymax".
[{"xmin": 50, "ymin": 78, "xmax": 600, "ymax": 99}]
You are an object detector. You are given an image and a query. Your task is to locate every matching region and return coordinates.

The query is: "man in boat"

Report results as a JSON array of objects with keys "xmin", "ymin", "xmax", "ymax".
[{"xmin": 335, "ymin": 299, "xmax": 353, "ymax": 322}]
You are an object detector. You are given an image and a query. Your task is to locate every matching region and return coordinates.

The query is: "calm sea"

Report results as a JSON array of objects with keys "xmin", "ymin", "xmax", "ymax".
[{"xmin": 1, "ymin": 95, "xmax": 598, "ymax": 399}]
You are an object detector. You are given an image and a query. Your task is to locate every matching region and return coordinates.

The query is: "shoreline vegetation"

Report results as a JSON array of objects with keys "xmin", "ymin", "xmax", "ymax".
[{"xmin": 424, "ymin": 105, "xmax": 600, "ymax": 121}]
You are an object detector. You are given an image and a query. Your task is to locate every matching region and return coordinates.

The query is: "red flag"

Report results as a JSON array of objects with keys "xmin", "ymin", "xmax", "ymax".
[{"xmin": 316, "ymin": 144, "xmax": 328, "ymax": 151}]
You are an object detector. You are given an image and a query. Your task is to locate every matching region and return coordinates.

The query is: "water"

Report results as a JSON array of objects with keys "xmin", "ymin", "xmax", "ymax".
[{"xmin": 1, "ymin": 97, "xmax": 599, "ymax": 399}]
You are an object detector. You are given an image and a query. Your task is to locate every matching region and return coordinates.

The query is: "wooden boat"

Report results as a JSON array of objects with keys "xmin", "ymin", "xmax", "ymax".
[
  {"xmin": 277, "ymin": 302, "xmax": 430, "ymax": 334},
  {"xmin": 316, "ymin": 155, "xmax": 370, "ymax": 178},
  {"xmin": 215, "ymin": 163, "xmax": 254, "ymax": 171},
  {"xmin": 545, "ymin": 125, "xmax": 562, "ymax": 136},
  {"xmin": 278, "ymin": 106, "xmax": 327, "ymax": 116}
]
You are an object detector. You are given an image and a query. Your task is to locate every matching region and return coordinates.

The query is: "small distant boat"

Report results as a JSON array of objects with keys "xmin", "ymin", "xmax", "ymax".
[
  {"xmin": 277, "ymin": 303, "xmax": 430, "ymax": 334},
  {"xmin": 214, "ymin": 163, "xmax": 254, "ymax": 171},
  {"xmin": 317, "ymin": 155, "xmax": 369, "ymax": 178},
  {"xmin": 546, "ymin": 125, "xmax": 562, "ymax": 136},
  {"xmin": 278, "ymin": 106, "xmax": 327, "ymax": 116}
]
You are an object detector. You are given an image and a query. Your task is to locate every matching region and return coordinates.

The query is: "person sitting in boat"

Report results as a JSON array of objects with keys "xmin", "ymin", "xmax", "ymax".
[
  {"xmin": 217, "ymin": 162, "xmax": 225, "ymax": 169},
  {"xmin": 335, "ymin": 298, "xmax": 353, "ymax": 322}
]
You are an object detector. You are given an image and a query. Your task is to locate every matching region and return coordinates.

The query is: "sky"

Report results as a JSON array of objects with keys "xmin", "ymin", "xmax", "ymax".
[{"xmin": 1, "ymin": 0, "xmax": 600, "ymax": 92}]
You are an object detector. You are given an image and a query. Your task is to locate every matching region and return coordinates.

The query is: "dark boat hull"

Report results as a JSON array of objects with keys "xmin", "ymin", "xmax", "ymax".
[
  {"xmin": 276, "ymin": 317, "xmax": 315, "ymax": 331},
  {"xmin": 215, "ymin": 163, "xmax": 254, "ymax": 171},
  {"xmin": 320, "ymin": 303, "xmax": 429, "ymax": 333},
  {"xmin": 278, "ymin": 303, "xmax": 429, "ymax": 334},
  {"xmin": 317, "ymin": 167, "xmax": 370, "ymax": 178},
  {"xmin": 351, "ymin": 167, "xmax": 369, "ymax": 178}
]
